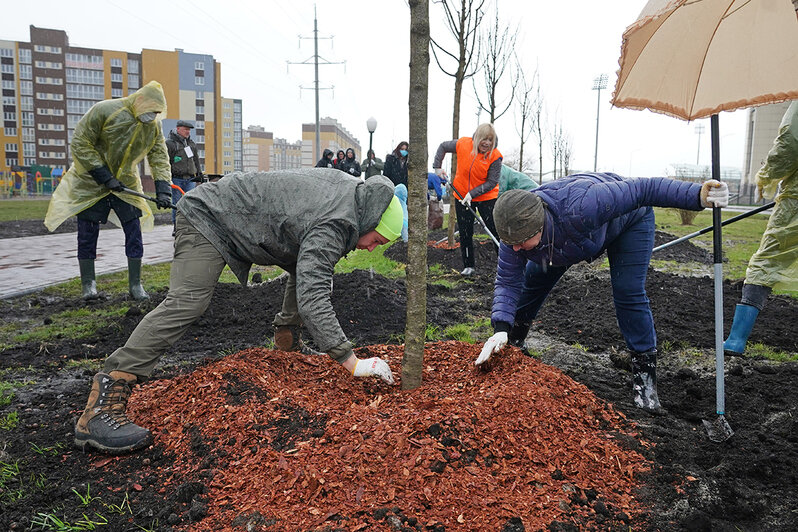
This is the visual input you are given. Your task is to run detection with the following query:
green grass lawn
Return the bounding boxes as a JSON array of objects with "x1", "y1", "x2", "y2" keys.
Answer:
[{"x1": 0, "y1": 198, "x2": 51, "y2": 222}]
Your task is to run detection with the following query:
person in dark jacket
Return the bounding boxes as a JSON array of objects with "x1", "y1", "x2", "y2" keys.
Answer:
[
  {"x1": 383, "y1": 141, "x2": 409, "y2": 187},
  {"x1": 334, "y1": 149, "x2": 346, "y2": 170},
  {"x1": 477, "y1": 173, "x2": 729, "y2": 414},
  {"x1": 73, "y1": 169, "x2": 404, "y2": 455},
  {"x1": 316, "y1": 148, "x2": 335, "y2": 168},
  {"x1": 338, "y1": 148, "x2": 362, "y2": 179},
  {"x1": 165, "y1": 120, "x2": 203, "y2": 229},
  {"x1": 362, "y1": 149, "x2": 384, "y2": 178}
]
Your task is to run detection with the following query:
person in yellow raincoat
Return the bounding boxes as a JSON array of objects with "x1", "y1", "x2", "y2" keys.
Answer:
[
  {"x1": 724, "y1": 101, "x2": 798, "y2": 354},
  {"x1": 44, "y1": 81, "x2": 173, "y2": 300}
]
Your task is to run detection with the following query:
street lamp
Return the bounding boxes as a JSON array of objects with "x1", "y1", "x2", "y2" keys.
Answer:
[
  {"x1": 695, "y1": 123, "x2": 705, "y2": 165},
  {"x1": 592, "y1": 74, "x2": 608, "y2": 172},
  {"x1": 366, "y1": 117, "x2": 377, "y2": 155}
]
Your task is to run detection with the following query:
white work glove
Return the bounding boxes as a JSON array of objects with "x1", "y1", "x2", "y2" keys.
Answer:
[
  {"x1": 700, "y1": 179, "x2": 729, "y2": 208},
  {"x1": 475, "y1": 332, "x2": 508, "y2": 366},
  {"x1": 352, "y1": 357, "x2": 395, "y2": 385},
  {"x1": 434, "y1": 167, "x2": 444, "y2": 176},
  {"x1": 349, "y1": 167, "x2": 356, "y2": 174},
  {"x1": 460, "y1": 192, "x2": 472, "y2": 206}
]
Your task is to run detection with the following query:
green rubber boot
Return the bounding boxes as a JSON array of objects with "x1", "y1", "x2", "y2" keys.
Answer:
[
  {"x1": 127, "y1": 258, "x2": 149, "y2": 300},
  {"x1": 78, "y1": 259, "x2": 98, "y2": 300}
]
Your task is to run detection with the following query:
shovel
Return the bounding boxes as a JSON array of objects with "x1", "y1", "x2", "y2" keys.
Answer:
[
  {"x1": 701, "y1": 116, "x2": 734, "y2": 443},
  {"x1": 449, "y1": 183, "x2": 501, "y2": 248},
  {"x1": 121, "y1": 186, "x2": 179, "y2": 209}
]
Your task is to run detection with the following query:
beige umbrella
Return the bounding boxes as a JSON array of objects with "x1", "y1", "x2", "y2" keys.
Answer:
[
  {"x1": 613, "y1": 0, "x2": 798, "y2": 121},
  {"x1": 611, "y1": 0, "x2": 798, "y2": 442}
]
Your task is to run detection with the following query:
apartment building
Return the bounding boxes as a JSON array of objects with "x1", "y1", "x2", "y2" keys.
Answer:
[
  {"x1": 0, "y1": 25, "x2": 242, "y2": 186},
  {"x1": 301, "y1": 116, "x2": 361, "y2": 167}
]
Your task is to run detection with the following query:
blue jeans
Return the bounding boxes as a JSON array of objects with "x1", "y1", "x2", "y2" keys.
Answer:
[
  {"x1": 171, "y1": 177, "x2": 197, "y2": 224},
  {"x1": 77, "y1": 217, "x2": 143, "y2": 260},
  {"x1": 514, "y1": 207, "x2": 656, "y2": 353}
]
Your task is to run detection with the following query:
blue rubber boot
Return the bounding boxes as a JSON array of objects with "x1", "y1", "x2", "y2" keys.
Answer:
[{"x1": 723, "y1": 304, "x2": 760, "y2": 354}]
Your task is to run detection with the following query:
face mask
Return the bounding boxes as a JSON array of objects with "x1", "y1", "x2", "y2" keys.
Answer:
[
  {"x1": 399, "y1": 149, "x2": 408, "y2": 157},
  {"x1": 138, "y1": 112, "x2": 157, "y2": 123}
]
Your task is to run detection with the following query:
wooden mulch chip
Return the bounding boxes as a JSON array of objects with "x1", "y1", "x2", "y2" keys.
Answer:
[{"x1": 129, "y1": 341, "x2": 650, "y2": 530}]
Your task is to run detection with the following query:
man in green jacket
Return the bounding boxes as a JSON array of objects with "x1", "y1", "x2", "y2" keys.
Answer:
[{"x1": 74, "y1": 170, "x2": 404, "y2": 454}]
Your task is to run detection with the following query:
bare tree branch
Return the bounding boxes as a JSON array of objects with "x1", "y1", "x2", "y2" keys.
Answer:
[{"x1": 472, "y1": 1, "x2": 519, "y2": 123}]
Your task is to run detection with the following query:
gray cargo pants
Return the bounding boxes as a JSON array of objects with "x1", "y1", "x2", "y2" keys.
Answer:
[{"x1": 103, "y1": 213, "x2": 226, "y2": 379}]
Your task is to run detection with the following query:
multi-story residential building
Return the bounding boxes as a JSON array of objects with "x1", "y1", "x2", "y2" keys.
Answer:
[
  {"x1": 272, "y1": 137, "x2": 303, "y2": 170},
  {"x1": 0, "y1": 25, "x2": 242, "y2": 189},
  {"x1": 301, "y1": 117, "x2": 361, "y2": 168},
  {"x1": 242, "y1": 125, "x2": 272, "y2": 172}
]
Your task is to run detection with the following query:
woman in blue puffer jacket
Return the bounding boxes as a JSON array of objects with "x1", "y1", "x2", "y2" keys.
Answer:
[{"x1": 477, "y1": 172, "x2": 729, "y2": 414}]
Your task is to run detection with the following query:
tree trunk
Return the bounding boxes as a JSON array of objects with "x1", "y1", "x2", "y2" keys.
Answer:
[{"x1": 402, "y1": 0, "x2": 430, "y2": 390}]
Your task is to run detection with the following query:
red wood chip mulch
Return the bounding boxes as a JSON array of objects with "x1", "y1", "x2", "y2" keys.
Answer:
[{"x1": 128, "y1": 341, "x2": 651, "y2": 531}]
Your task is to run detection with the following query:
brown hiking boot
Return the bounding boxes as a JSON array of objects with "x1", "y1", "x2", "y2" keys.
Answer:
[
  {"x1": 74, "y1": 372, "x2": 152, "y2": 454},
  {"x1": 274, "y1": 325, "x2": 324, "y2": 356}
]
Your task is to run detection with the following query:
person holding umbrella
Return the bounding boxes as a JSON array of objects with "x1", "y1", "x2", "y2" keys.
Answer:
[
  {"x1": 476, "y1": 172, "x2": 729, "y2": 414},
  {"x1": 724, "y1": 101, "x2": 798, "y2": 354},
  {"x1": 433, "y1": 123, "x2": 502, "y2": 276}
]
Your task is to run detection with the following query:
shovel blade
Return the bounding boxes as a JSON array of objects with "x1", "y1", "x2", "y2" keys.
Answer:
[{"x1": 702, "y1": 415, "x2": 734, "y2": 443}]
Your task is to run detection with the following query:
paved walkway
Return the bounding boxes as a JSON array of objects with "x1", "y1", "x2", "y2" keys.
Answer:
[{"x1": 0, "y1": 225, "x2": 175, "y2": 299}]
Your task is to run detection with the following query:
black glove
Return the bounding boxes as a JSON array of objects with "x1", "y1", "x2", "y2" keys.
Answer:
[
  {"x1": 88, "y1": 166, "x2": 124, "y2": 192},
  {"x1": 154, "y1": 180, "x2": 173, "y2": 209}
]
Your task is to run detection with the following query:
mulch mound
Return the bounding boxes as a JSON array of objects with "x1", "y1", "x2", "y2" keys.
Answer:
[{"x1": 129, "y1": 342, "x2": 649, "y2": 531}]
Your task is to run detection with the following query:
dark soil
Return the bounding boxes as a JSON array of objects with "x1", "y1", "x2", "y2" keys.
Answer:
[
  {"x1": 1, "y1": 221, "x2": 797, "y2": 531},
  {"x1": 0, "y1": 212, "x2": 173, "y2": 238}
]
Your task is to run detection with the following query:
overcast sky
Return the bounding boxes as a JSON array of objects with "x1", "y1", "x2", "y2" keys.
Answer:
[{"x1": 2, "y1": 0, "x2": 748, "y2": 177}]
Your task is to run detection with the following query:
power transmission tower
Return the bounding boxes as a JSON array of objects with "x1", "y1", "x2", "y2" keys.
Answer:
[{"x1": 287, "y1": 5, "x2": 345, "y2": 162}]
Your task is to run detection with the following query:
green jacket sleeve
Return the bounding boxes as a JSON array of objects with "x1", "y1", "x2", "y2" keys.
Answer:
[{"x1": 293, "y1": 221, "x2": 353, "y2": 352}]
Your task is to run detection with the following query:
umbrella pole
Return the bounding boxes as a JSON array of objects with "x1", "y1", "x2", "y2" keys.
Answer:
[{"x1": 703, "y1": 114, "x2": 734, "y2": 442}]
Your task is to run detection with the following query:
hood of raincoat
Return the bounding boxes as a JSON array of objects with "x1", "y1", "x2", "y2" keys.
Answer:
[{"x1": 129, "y1": 81, "x2": 167, "y2": 118}]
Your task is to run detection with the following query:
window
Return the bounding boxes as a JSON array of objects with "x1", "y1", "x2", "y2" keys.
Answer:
[
  {"x1": 36, "y1": 92, "x2": 64, "y2": 101},
  {"x1": 38, "y1": 123, "x2": 64, "y2": 131},
  {"x1": 111, "y1": 88, "x2": 123, "y2": 98},
  {"x1": 223, "y1": 112, "x2": 230, "y2": 118},
  {"x1": 66, "y1": 68, "x2": 103, "y2": 85},
  {"x1": 223, "y1": 141, "x2": 231, "y2": 147},
  {"x1": 66, "y1": 84, "x2": 104, "y2": 99},
  {"x1": 195, "y1": 135, "x2": 205, "y2": 143},
  {"x1": 2, "y1": 96, "x2": 14, "y2": 106},
  {"x1": 20, "y1": 96, "x2": 33, "y2": 111},
  {"x1": 34, "y1": 61, "x2": 63, "y2": 69},
  {"x1": 19, "y1": 65, "x2": 32, "y2": 79},
  {"x1": 67, "y1": 114, "x2": 82, "y2": 129},
  {"x1": 224, "y1": 122, "x2": 231, "y2": 129},
  {"x1": 194, "y1": 121, "x2": 204, "y2": 129},
  {"x1": 127, "y1": 59, "x2": 139, "y2": 73},
  {"x1": 194, "y1": 61, "x2": 204, "y2": 70},
  {"x1": 0, "y1": 49, "x2": 14, "y2": 58},
  {"x1": 35, "y1": 76, "x2": 63, "y2": 85},
  {"x1": 34, "y1": 45, "x2": 62, "y2": 54},
  {"x1": 4, "y1": 127, "x2": 17, "y2": 136},
  {"x1": 195, "y1": 76, "x2": 205, "y2": 86},
  {"x1": 224, "y1": 151, "x2": 232, "y2": 157},
  {"x1": 23, "y1": 143, "x2": 35, "y2": 156},
  {"x1": 110, "y1": 72, "x2": 123, "y2": 82},
  {"x1": 20, "y1": 81, "x2": 32, "y2": 95},
  {"x1": 67, "y1": 100, "x2": 95, "y2": 114},
  {"x1": 21, "y1": 112, "x2": 34, "y2": 126},
  {"x1": 18, "y1": 49, "x2": 31, "y2": 64},
  {"x1": 5, "y1": 157, "x2": 18, "y2": 166},
  {"x1": 2, "y1": 80, "x2": 15, "y2": 90},
  {"x1": 3, "y1": 111, "x2": 16, "y2": 121},
  {"x1": 4, "y1": 143, "x2": 18, "y2": 152},
  {"x1": 65, "y1": 53, "x2": 103, "y2": 69},
  {"x1": 223, "y1": 131, "x2": 231, "y2": 138},
  {"x1": 127, "y1": 74, "x2": 139, "y2": 88},
  {"x1": 195, "y1": 106, "x2": 204, "y2": 114},
  {"x1": 36, "y1": 108, "x2": 63, "y2": 116},
  {"x1": 39, "y1": 138, "x2": 66, "y2": 146},
  {"x1": 22, "y1": 127, "x2": 34, "y2": 141},
  {"x1": 195, "y1": 90, "x2": 204, "y2": 99},
  {"x1": 110, "y1": 58, "x2": 122, "y2": 67},
  {"x1": 1, "y1": 64, "x2": 14, "y2": 74}
]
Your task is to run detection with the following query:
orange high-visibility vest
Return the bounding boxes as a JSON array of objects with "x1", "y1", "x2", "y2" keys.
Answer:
[{"x1": 452, "y1": 137, "x2": 501, "y2": 202}]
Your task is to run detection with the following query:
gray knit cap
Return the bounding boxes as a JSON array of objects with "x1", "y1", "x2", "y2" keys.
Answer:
[{"x1": 494, "y1": 189, "x2": 545, "y2": 245}]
